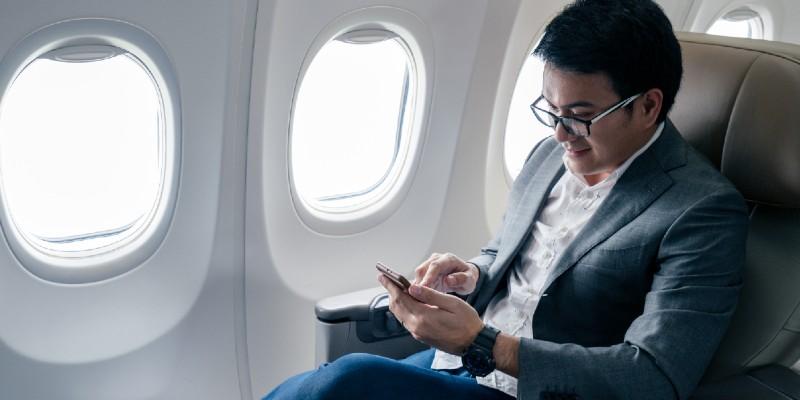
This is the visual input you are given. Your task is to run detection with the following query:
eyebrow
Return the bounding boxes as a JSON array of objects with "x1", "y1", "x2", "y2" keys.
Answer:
[{"x1": 543, "y1": 97, "x2": 596, "y2": 109}]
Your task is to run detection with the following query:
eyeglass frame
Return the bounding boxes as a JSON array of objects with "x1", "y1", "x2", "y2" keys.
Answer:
[{"x1": 529, "y1": 92, "x2": 642, "y2": 137}]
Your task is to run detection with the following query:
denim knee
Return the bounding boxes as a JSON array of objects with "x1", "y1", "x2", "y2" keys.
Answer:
[{"x1": 299, "y1": 353, "x2": 393, "y2": 400}]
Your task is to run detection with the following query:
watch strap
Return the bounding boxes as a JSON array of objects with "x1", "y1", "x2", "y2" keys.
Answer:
[
  {"x1": 461, "y1": 324, "x2": 501, "y2": 377},
  {"x1": 473, "y1": 324, "x2": 500, "y2": 352}
]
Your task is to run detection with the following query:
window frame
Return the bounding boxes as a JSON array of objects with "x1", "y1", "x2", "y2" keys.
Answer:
[
  {"x1": 503, "y1": 32, "x2": 551, "y2": 185},
  {"x1": 292, "y1": 31, "x2": 414, "y2": 209},
  {"x1": 287, "y1": 14, "x2": 430, "y2": 236},
  {"x1": 0, "y1": 18, "x2": 181, "y2": 284},
  {"x1": 705, "y1": 4, "x2": 773, "y2": 41}
]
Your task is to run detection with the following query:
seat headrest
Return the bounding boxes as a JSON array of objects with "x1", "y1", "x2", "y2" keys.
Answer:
[{"x1": 672, "y1": 32, "x2": 800, "y2": 208}]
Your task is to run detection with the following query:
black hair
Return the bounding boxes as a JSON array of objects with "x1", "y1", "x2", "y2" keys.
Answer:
[{"x1": 533, "y1": 0, "x2": 682, "y2": 122}]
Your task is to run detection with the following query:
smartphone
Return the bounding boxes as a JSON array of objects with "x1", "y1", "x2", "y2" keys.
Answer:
[{"x1": 376, "y1": 262, "x2": 412, "y2": 291}]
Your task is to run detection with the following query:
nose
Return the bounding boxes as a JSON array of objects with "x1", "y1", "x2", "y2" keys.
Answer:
[{"x1": 553, "y1": 122, "x2": 577, "y2": 143}]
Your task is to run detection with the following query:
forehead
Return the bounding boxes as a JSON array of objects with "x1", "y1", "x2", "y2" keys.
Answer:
[{"x1": 542, "y1": 64, "x2": 617, "y2": 107}]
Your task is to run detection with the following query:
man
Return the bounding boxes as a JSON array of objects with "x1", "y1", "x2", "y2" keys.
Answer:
[{"x1": 265, "y1": 0, "x2": 748, "y2": 398}]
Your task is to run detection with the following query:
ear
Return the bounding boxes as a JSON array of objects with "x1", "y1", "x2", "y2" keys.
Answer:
[{"x1": 638, "y1": 88, "x2": 663, "y2": 128}]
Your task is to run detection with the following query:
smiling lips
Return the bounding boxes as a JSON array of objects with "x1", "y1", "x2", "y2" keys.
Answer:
[{"x1": 565, "y1": 146, "x2": 591, "y2": 157}]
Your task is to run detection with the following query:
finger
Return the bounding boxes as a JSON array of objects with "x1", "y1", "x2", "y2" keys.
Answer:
[
  {"x1": 419, "y1": 258, "x2": 448, "y2": 288},
  {"x1": 380, "y1": 275, "x2": 427, "y2": 317},
  {"x1": 408, "y1": 284, "x2": 462, "y2": 312},
  {"x1": 446, "y1": 272, "x2": 467, "y2": 285},
  {"x1": 445, "y1": 272, "x2": 469, "y2": 290},
  {"x1": 414, "y1": 253, "x2": 438, "y2": 283},
  {"x1": 380, "y1": 275, "x2": 411, "y2": 320},
  {"x1": 378, "y1": 274, "x2": 403, "y2": 299}
]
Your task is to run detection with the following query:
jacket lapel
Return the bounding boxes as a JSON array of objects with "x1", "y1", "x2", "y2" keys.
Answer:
[{"x1": 541, "y1": 123, "x2": 687, "y2": 291}]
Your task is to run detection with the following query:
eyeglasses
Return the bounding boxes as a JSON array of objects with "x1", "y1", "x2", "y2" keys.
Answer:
[{"x1": 530, "y1": 93, "x2": 642, "y2": 137}]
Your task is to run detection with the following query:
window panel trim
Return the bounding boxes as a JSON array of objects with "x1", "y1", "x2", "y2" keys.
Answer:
[
  {"x1": 0, "y1": 18, "x2": 181, "y2": 284},
  {"x1": 285, "y1": 7, "x2": 432, "y2": 236}
]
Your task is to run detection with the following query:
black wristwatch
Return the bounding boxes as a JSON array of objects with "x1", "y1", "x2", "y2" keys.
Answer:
[{"x1": 461, "y1": 324, "x2": 500, "y2": 377}]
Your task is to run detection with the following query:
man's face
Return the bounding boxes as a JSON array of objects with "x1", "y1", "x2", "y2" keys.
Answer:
[{"x1": 541, "y1": 64, "x2": 653, "y2": 184}]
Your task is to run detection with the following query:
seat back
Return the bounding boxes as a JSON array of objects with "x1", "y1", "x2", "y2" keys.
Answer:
[{"x1": 672, "y1": 32, "x2": 800, "y2": 382}]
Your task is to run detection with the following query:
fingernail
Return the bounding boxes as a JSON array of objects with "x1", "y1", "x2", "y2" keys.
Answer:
[{"x1": 410, "y1": 285, "x2": 421, "y2": 296}]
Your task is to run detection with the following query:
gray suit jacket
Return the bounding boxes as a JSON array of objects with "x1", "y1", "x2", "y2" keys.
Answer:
[{"x1": 467, "y1": 121, "x2": 748, "y2": 400}]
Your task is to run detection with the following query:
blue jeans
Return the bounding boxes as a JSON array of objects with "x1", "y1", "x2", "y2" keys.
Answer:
[{"x1": 263, "y1": 348, "x2": 514, "y2": 400}]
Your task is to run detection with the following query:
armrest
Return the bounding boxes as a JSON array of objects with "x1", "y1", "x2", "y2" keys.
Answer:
[
  {"x1": 316, "y1": 287, "x2": 386, "y2": 324},
  {"x1": 314, "y1": 287, "x2": 427, "y2": 364}
]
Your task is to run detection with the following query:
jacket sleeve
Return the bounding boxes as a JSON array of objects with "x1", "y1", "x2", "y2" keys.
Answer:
[{"x1": 517, "y1": 187, "x2": 749, "y2": 400}]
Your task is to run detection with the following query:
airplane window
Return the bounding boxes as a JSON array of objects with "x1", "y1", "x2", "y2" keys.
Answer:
[
  {"x1": 0, "y1": 45, "x2": 165, "y2": 257},
  {"x1": 504, "y1": 50, "x2": 550, "y2": 181},
  {"x1": 707, "y1": 7, "x2": 764, "y2": 40},
  {"x1": 291, "y1": 30, "x2": 418, "y2": 213}
]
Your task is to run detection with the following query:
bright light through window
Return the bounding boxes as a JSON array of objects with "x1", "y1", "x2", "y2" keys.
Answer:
[
  {"x1": 707, "y1": 7, "x2": 764, "y2": 39},
  {"x1": 504, "y1": 51, "x2": 550, "y2": 180},
  {"x1": 292, "y1": 31, "x2": 416, "y2": 212},
  {"x1": 0, "y1": 47, "x2": 164, "y2": 255}
]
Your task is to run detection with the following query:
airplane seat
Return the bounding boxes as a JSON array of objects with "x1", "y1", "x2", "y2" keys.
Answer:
[
  {"x1": 671, "y1": 32, "x2": 800, "y2": 399},
  {"x1": 314, "y1": 32, "x2": 800, "y2": 398}
]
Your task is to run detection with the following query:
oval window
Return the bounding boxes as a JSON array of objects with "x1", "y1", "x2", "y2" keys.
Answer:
[
  {"x1": 707, "y1": 7, "x2": 764, "y2": 39},
  {"x1": 504, "y1": 48, "x2": 550, "y2": 181},
  {"x1": 0, "y1": 45, "x2": 165, "y2": 257},
  {"x1": 291, "y1": 29, "x2": 419, "y2": 215}
]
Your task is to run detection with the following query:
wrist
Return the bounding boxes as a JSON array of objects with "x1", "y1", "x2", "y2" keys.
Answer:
[
  {"x1": 461, "y1": 321, "x2": 484, "y2": 355},
  {"x1": 461, "y1": 324, "x2": 500, "y2": 377},
  {"x1": 466, "y1": 262, "x2": 480, "y2": 278},
  {"x1": 466, "y1": 262, "x2": 481, "y2": 288},
  {"x1": 493, "y1": 333, "x2": 520, "y2": 377}
]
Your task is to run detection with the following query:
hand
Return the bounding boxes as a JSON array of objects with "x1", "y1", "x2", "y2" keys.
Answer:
[
  {"x1": 378, "y1": 274, "x2": 483, "y2": 355},
  {"x1": 414, "y1": 253, "x2": 479, "y2": 295}
]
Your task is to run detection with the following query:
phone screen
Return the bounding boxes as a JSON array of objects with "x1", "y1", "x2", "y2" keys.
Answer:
[{"x1": 376, "y1": 262, "x2": 412, "y2": 291}]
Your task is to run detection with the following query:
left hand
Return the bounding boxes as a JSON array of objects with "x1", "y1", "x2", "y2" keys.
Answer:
[
  {"x1": 378, "y1": 274, "x2": 484, "y2": 355},
  {"x1": 414, "y1": 253, "x2": 479, "y2": 295}
]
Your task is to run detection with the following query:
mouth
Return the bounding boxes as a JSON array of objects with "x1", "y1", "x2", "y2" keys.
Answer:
[{"x1": 564, "y1": 147, "x2": 591, "y2": 157}]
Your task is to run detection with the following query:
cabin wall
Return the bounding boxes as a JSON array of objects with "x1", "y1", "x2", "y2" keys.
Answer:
[
  {"x1": 0, "y1": 0, "x2": 256, "y2": 398},
  {"x1": 0, "y1": 0, "x2": 797, "y2": 399}
]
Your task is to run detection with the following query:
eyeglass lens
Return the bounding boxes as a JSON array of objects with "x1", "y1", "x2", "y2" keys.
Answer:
[{"x1": 533, "y1": 106, "x2": 588, "y2": 136}]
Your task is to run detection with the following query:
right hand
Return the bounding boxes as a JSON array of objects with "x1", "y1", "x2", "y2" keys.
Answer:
[{"x1": 414, "y1": 253, "x2": 479, "y2": 296}]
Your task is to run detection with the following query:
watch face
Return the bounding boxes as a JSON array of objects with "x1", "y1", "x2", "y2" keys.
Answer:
[{"x1": 462, "y1": 346, "x2": 495, "y2": 377}]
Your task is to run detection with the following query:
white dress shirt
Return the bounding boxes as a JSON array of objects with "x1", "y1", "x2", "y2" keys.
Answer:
[{"x1": 431, "y1": 123, "x2": 664, "y2": 397}]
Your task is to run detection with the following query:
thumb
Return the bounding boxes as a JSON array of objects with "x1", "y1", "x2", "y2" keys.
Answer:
[
  {"x1": 409, "y1": 284, "x2": 460, "y2": 310},
  {"x1": 446, "y1": 272, "x2": 468, "y2": 287}
]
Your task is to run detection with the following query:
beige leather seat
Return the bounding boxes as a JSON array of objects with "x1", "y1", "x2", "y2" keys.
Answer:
[{"x1": 671, "y1": 32, "x2": 800, "y2": 399}]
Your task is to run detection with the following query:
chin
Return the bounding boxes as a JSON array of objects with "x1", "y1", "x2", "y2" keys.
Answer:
[{"x1": 566, "y1": 160, "x2": 596, "y2": 175}]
